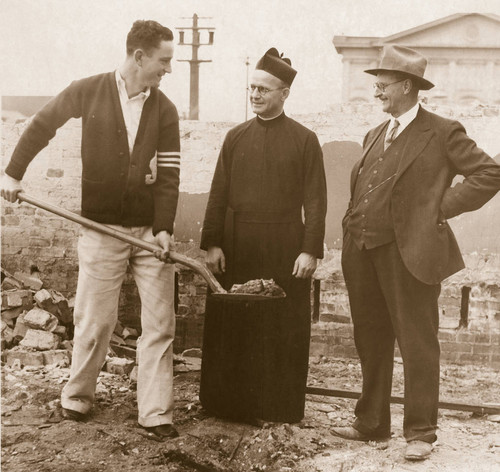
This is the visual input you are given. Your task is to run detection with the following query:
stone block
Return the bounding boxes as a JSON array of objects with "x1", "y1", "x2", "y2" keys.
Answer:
[
  {"x1": 124, "y1": 338, "x2": 137, "y2": 348},
  {"x1": 1, "y1": 320, "x2": 14, "y2": 347},
  {"x1": 53, "y1": 325, "x2": 67, "y2": 339},
  {"x1": 456, "y1": 330, "x2": 475, "y2": 343},
  {"x1": 111, "y1": 333, "x2": 126, "y2": 345},
  {"x1": 12, "y1": 312, "x2": 29, "y2": 339},
  {"x1": 24, "y1": 308, "x2": 59, "y2": 332},
  {"x1": 13, "y1": 271, "x2": 43, "y2": 291},
  {"x1": 181, "y1": 348, "x2": 202, "y2": 358},
  {"x1": 440, "y1": 341, "x2": 472, "y2": 353},
  {"x1": 319, "y1": 313, "x2": 351, "y2": 324},
  {"x1": 438, "y1": 330, "x2": 457, "y2": 342},
  {"x1": 475, "y1": 333, "x2": 491, "y2": 344},
  {"x1": 122, "y1": 327, "x2": 139, "y2": 339},
  {"x1": 5, "y1": 348, "x2": 45, "y2": 367},
  {"x1": 129, "y1": 365, "x2": 138, "y2": 382},
  {"x1": 472, "y1": 344, "x2": 493, "y2": 355},
  {"x1": 33, "y1": 289, "x2": 72, "y2": 324},
  {"x1": 1, "y1": 276, "x2": 23, "y2": 290},
  {"x1": 34, "y1": 288, "x2": 52, "y2": 307},
  {"x1": 20, "y1": 329, "x2": 60, "y2": 351},
  {"x1": 1, "y1": 289, "x2": 32, "y2": 310},
  {"x1": 61, "y1": 340, "x2": 74, "y2": 351},
  {"x1": 113, "y1": 320, "x2": 124, "y2": 336},
  {"x1": 43, "y1": 349, "x2": 71, "y2": 366},
  {"x1": 105, "y1": 357, "x2": 135, "y2": 375},
  {"x1": 1, "y1": 306, "x2": 25, "y2": 322},
  {"x1": 4, "y1": 290, "x2": 23, "y2": 307}
]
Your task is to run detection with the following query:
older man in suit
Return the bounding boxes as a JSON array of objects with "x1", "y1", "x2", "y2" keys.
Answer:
[{"x1": 334, "y1": 45, "x2": 500, "y2": 461}]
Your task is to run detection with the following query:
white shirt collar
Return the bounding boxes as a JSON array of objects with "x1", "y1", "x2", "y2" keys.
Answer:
[
  {"x1": 390, "y1": 102, "x2": 419, "y2": 134},
  {"x1": 115, "y1": 69, "x2": 150, "y2": 101}
]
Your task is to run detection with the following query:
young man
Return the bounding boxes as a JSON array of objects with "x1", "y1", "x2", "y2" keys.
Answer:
[
  {"x1": 336, "y1": 45, "x2": 500, "y2": 460},
  {"x1": 1, "y1": 20, "x2": 181, "y2": 439}
]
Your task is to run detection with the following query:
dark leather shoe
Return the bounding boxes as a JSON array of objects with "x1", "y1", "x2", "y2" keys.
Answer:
[
  {"x1": 332, "y1": 426, "x2": 389, "y2": 442},
  {"x1": 144, "y1": 424, "x2": 179, "y2": 439},
  {"x1": 62, "y1": 407, "x2": 87, "y2": 421},
  {"x1": 405, "y1": 440, "x2": 432, "y2": 461}
]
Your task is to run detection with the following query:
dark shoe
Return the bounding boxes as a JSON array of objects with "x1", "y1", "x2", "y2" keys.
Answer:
[
  {"x1": 144, "y1": 424, "x2": 179, "y2": 439},
  {"x1": 404, "y1": 440, "x2": 432, "y2": 461},
  {"x1": 332, "y1": 426, "x2": 389, "y2": 442},
  {"x1": 62, "y1": 407, "x2": 87, "y2": 422}
]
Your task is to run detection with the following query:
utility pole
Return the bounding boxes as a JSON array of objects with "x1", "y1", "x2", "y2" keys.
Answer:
[
  {"x1": 245, "y1": 56, "x2": 250, "y2": 121},
  {"x1": 176, "y1": 13, "x2": 215, "y2": 120}
]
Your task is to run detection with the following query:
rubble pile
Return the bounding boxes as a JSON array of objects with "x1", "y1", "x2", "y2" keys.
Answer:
[
  {"x1": 1, "y1": 267, "x2": 201, "y2": 375},
  {"x1": 1, "y1": 268, "x2": 74, "y2": 367}
]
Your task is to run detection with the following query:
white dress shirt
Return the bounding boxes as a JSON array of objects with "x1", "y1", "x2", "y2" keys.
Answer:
[
  {"x1": 115, "y1": 70, "x2": 151, "y2": 153},
  {"x1": 386, "y1": 102, "x2": 420, "y2": 142}
]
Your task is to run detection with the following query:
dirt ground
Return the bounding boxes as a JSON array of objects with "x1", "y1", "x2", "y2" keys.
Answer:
[{"x1": 1, "y1": 355, "x2": 499, "y2": 472}]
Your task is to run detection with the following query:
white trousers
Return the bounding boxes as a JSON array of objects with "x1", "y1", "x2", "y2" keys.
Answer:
[{"x1": 61, "y1": 226, "x2": 176, "y2": 427}]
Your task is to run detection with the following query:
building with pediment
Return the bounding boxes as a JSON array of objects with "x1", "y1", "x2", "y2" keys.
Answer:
[{"x1": 333, "y1": 13, "x2": 500, "y2": 105}]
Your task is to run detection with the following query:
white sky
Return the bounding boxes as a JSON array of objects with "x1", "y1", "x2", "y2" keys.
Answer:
[{"x1": 1, "y1": 0, "x2": 499, "y2": 121}]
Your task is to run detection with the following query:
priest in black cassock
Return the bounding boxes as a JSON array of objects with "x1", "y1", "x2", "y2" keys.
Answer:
[{"x1": 200, "y1": 48, "x2": 327, "y2": 422}]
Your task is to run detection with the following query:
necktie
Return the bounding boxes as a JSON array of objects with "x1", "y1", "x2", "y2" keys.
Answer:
[{"x1": 384, "y1": 119, "x2": 400, "y2": 150}]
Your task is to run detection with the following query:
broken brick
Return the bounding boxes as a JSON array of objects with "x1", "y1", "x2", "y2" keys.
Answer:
[
  {"x1": 13, "y1": 271, "x2": 43, "y2": 291},
  {"x1": 1, "y1": 276, "x2": 23, "y2": 290},
  {"x1": 181, "y1": 348, "x2": 202, "y2": 358},
  {"x1": 53, "y1": 325, "x2": 67, "y2": 339},
  {"x1": 13, "y1": 311, "x2": 29, "y2": 339},
  {"x1": 1, "y1": 320, "x2": 14, "y2": 349},
  {"x1": 20, "y1": 329, "x2": 60, "y2": 351},
  {"x1": 43, "y1": 349, "x2": 71, "y2": 366},
  {"x1": 1, "y1": 306, "x2": 25, "y2": 322},
  {"x1": 105, "y1": 357, "x2": 135, "y2": 375},
  {"x1": 5, "y1": 348, "x2": 45, "y2": 367},
  {"x1": 24, "y1": 308, "x2": 59, "y2": 332},
  {"x1": 1, "y1": 289, "x2": 32, "y2": 310}
]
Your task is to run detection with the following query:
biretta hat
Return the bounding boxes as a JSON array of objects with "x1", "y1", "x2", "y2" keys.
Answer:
[
  {"x1": 255, "y1": 48, "x2": 297, "y2": 86},
  {"x1": 365, "y1": 45, "x2": 434, "y2": 90}
]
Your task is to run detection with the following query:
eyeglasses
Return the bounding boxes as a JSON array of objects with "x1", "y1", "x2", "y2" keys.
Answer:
[
  {"x1": 247, "y1": 85, "x2": 286, "y2": 96},
  {"x1": 373, "y1": 79, "x2": 406, "y2": 92}
]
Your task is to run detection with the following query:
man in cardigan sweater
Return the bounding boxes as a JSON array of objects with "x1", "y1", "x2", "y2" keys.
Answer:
[{"x1": 1, "y1": 20, "x2": 181, "y2": 439}]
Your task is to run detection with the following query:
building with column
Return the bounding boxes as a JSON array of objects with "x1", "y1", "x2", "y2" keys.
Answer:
[{"x1": 333, "y1": 13, "x2": 500, "y2": 105}]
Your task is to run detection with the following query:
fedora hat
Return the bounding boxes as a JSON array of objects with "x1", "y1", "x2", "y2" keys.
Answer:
[{"x1": 365, "y1": 45, "x2": 434, "y2": 90}]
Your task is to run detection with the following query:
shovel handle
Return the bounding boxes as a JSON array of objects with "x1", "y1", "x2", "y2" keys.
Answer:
[{"x1": 17, "y1": 192, "x2": 227, "y2": 294}]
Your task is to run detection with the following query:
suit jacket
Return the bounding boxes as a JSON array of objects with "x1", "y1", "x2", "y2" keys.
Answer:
[{"x1": 343, "y1": 106, "x2": 500, "y2": 285}]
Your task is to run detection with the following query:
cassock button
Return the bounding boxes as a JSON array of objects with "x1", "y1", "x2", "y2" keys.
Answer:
[
  {"x1": 368, "y1": 184, "x2": 373, "y2": 188},
  {"x1": 379, "y1": 158, "x2": 383, "y2": 162},
  {"x1": 373, "y1": 170, "x2": 378, "y2": 174},
  {"x1": 361, "y1": 214, "x2": 366, "y2": 218},
  {"x1": 364, "y1": 199, "x2": 369, "y2": 203},
  {"x1": 362, "y1": 229, "x2": 366, "y2": 232}
]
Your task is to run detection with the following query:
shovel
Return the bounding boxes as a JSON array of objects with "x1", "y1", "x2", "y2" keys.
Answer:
[{"x1": 17, "y1": 192, "x2": 283, "y2": 301}]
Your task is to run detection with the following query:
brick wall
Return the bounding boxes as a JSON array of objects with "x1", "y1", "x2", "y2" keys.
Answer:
[{"x1": 2, "y1": 102, "x2": 499, "y2": 365}]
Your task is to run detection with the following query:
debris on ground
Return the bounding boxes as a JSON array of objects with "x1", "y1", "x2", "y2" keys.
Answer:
[{"x1": 2, "y1": 267, "x2": 499, "y2": 471}]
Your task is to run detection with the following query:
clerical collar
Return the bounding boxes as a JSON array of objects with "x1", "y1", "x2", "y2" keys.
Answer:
[{"x1": 256, "y1": 111, "x2": 286, "y2": 127}]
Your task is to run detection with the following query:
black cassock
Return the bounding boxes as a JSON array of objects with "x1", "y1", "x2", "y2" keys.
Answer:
[{"x1": 200, "y1": 112, "x2": 327, "y2": 422}]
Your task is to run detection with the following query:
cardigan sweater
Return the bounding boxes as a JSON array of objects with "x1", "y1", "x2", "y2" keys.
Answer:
[{"x1": 6, "y1": 72, "x2": 181, "y2": 235}]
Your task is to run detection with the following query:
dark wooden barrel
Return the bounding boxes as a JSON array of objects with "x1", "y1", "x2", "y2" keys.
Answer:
[{"x1": 199, "y1": 294, "x2": 310, "y2": 423}]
